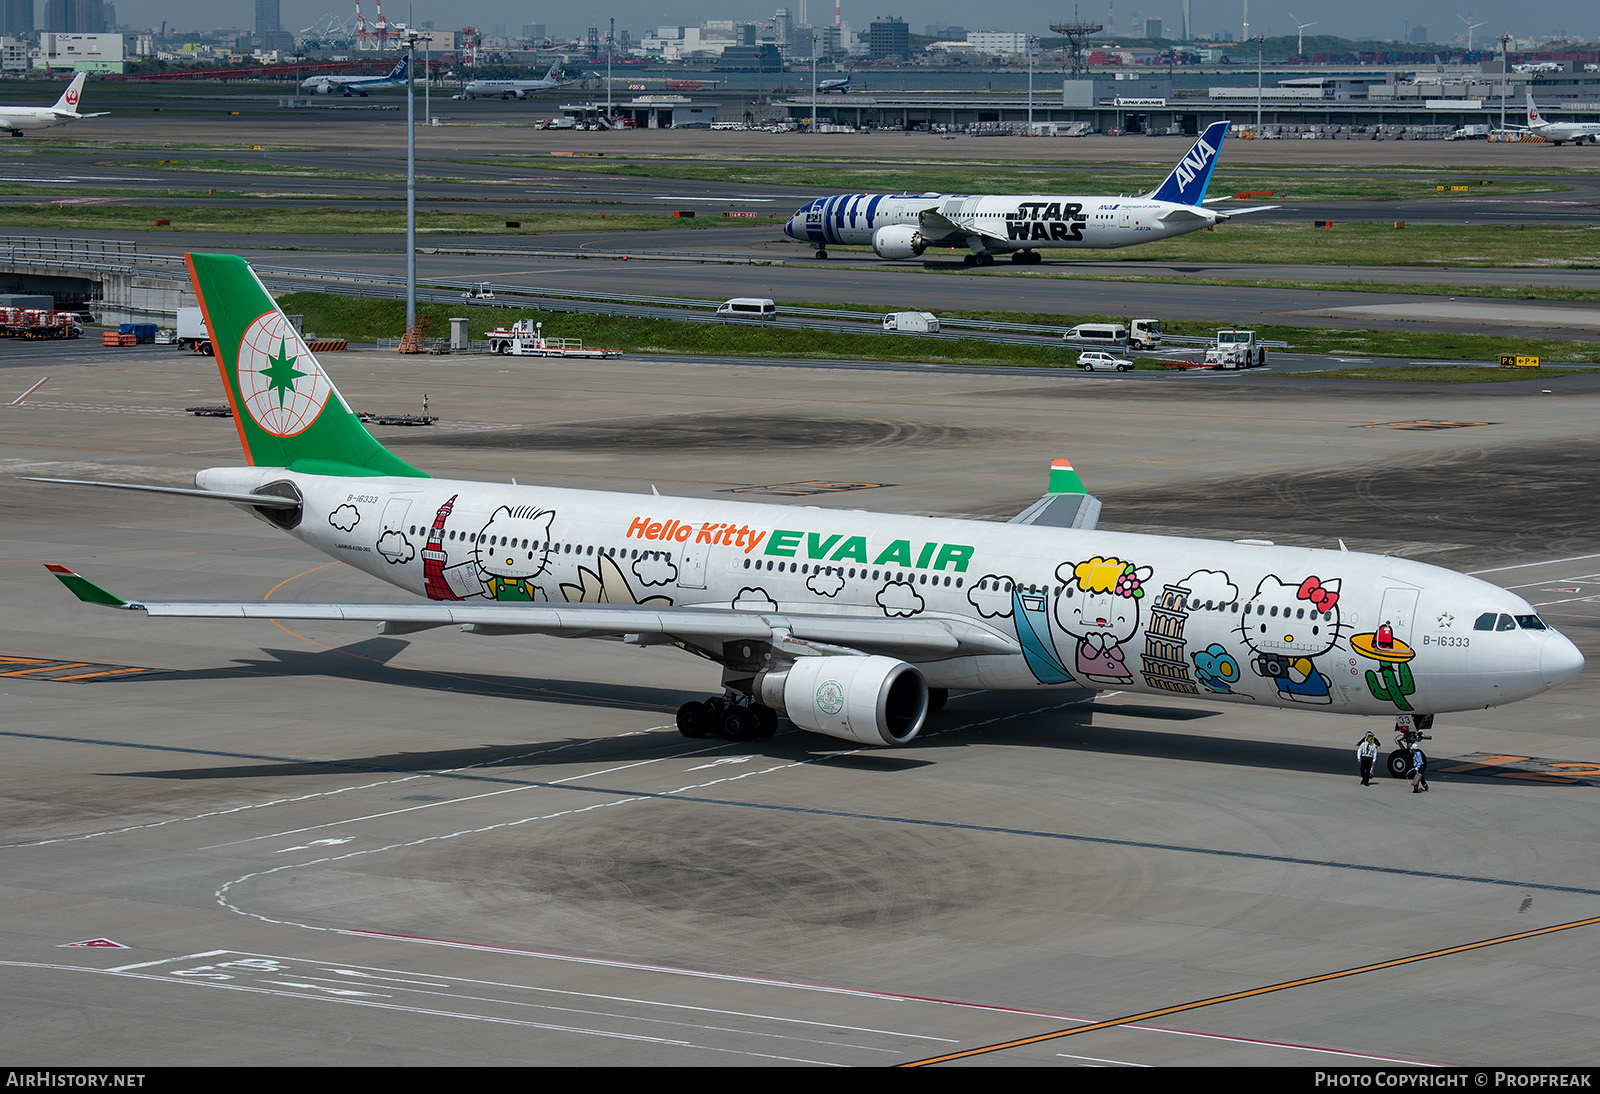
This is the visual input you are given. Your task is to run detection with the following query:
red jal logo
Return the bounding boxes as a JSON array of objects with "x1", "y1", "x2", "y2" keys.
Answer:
[{"x1": 65, "y1": 88, "x2": 78, "y2": 105}]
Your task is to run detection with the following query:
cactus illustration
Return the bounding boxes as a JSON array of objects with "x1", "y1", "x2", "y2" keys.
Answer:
[{"x1": 1365, "y1": 660, "x2": 1416, "y2": 712}]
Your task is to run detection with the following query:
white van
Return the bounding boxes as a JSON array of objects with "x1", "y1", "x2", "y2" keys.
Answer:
[
  {"x1": 1061, "y1": 323, "x2": 1128, "y2": 346},
  {"x1": 716, "y1": 298, "x2": 777, "y2": 320}
]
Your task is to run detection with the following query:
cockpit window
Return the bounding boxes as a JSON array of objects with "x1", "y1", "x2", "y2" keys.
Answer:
[
  {"x1": 1496, "y1": 614, "x2": 1518, "y2": 631},
  {"x1": 1515, "y1": 614, "x2": 1548, "y2": 631},
  {"x1": 1473, "y1": 612, "x2": 1498, "y2": 631}
]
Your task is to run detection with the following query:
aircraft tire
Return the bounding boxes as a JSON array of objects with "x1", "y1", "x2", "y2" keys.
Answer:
[
  {"x1": 815, "y1": 249, "x2": 828, "y2": 259},
  {"x1": 721, "y1": 705, "x2": 759, "y2": 742},
  {"x1": 676, "y1": 701, "x2": 712, "y2": 738},
  {"x1": 1386, "y1": 749, "x2": 1411, "y2": 779}
]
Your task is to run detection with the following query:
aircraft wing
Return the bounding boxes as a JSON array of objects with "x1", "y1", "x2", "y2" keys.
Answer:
[
  {"x1": 916, "y1": 207, "x2": 969, "y2": 241},
  {"x1": 44, "y1": 564, "x2": 1019, "y2": 659}
]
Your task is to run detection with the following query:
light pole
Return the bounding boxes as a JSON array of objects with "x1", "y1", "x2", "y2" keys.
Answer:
[
  {"x1": 1027, "y1": 35, "x2": 1036, "y2": 129},
  {"x1": 404, "y1": 31, "x2": 419, "y2": 333},
  {"x1": 811, "y1": 32, "x2": 818, "y2": 133},
  {"x1": 1499, "y1": 32, "x2": 1511, "y2": 135},
  {"x1": 1255, "y1": 34, "x2": 1264, "y2": 132}
]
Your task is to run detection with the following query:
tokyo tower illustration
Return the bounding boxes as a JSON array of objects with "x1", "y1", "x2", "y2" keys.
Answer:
[{"x1": 422, "y1": 494, "x2": 463, "y2": 601}]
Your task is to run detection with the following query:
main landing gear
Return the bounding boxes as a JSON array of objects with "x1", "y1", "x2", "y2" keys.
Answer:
[
  {"x1": 1009, "y1": 251, "x2": 1043, "y2": 264},
  {"x1": 677, "y1": 695, "x2": 779, "y2": 742},
  {"x1": 961, "y1": 252, "x2": 996, "y2": 266},
  {"x1": 814, "y1": 248, "x2": 828, "y2": 259},
  {"x1": 1386, "y1": 714, "x2": 1433, "y2": 779}
]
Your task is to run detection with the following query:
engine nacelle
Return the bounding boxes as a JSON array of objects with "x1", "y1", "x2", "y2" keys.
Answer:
[
  {"x1": 757, "y1": 655, "x2": 929, "y2": 746},
  {"x1": 313, "y1": 83, "x2": 335, "y2": 94},
  {"x1": 872, "y1": 224, "x2": 926, "y2": 260}
]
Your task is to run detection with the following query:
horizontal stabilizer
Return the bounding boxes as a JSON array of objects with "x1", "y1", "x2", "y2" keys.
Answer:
[{"x1": 21, "y1": 477, "x2": 300, "y2": 509}]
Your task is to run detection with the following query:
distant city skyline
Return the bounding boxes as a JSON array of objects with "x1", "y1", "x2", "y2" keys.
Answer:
[{"x1": 98, "y1": 2, "x2": 1596, "y2": 47}]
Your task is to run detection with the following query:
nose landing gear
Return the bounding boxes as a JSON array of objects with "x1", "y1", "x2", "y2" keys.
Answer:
[{"x1": 1386, "y1": 714, "x2": 1433, "y2": 779}]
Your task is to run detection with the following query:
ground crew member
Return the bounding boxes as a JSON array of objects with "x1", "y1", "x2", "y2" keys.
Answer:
[
  {"x1": 1410, "y1": 743, "x2": 1429, "y2": 793},
  {"x1": 1357, "y1": 733, "x2": 1379, "y2": 786}
]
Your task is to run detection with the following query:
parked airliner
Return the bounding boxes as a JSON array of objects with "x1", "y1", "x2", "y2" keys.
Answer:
[
  {"x1": 0, "y1": 74, "x2": 106, "y2": 137},
  {"x1": 460, "y1": 62, "x2": 565, "y2": 100},
  {"x1": 1525, "y1": 93, "x2": 1600, "y2": 145},
  {"x1": 301, "y1": 55, "x2": 409, "y2": 96},
  {"x1": 784, "y1": 120, "x2": 1274, "y2": 264},
  {"x1": 34, "y1": 254, "x2": 1582, "y2": 774}
]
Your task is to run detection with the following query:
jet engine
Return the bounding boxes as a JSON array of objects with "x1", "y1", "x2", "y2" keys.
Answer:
[
  {"x1": 872, "y1": 224, "x2": 926, "y2": 260},
  {"x1": 756, "y1": 655, "x2": 929, "y2": 746},
  {"x1": 313, "y1": 83, "x2": 335, "y2": 94}
]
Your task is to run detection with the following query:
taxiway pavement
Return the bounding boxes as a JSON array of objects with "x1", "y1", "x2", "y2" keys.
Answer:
[{"x1": 1, "y1": 345, "x2": 1596, "y2": 1066}]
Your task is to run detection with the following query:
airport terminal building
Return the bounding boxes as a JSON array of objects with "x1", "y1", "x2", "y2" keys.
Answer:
[{"x1": 778, "y1": 67, "x2": 1600, "y2": 135}]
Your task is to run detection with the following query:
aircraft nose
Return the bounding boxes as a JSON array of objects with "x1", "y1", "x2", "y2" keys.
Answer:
[
  {"x1": 1541, "y1": 632, "x2": 1585, "y2": 690},
  {"x1": 783, "y1": 213, "x2": 801, "y2": 241}
]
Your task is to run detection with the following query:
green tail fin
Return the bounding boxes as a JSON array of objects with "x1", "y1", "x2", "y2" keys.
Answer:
[{"x1": 186, "y1": 252, "x2": 427, "y2": 479}]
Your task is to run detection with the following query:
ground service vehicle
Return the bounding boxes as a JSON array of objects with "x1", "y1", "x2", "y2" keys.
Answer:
[
  {"x1": 1062, "y1": 323, "x2": 1128, "y2": 347},
  {"x1": 883, "y1": 311, "x2": 939, "y2": 332},
  {"x1": 1205, "y1": 329, "x2": 1268, "y2": 369},
  {"x1": 485, "y1": 319, "x2": 620, "y2": 358},
  {"x1": 716, "y1": 298, "x2": 777, "y2": 320},
  {"x1": 1077, "y1": 350, "x2": 1133, "y2": 372}
]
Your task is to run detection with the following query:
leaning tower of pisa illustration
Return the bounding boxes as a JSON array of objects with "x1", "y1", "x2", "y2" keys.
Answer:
[{"x1": 1141, "y1": 582, "x2": 1200, "y2": 694}]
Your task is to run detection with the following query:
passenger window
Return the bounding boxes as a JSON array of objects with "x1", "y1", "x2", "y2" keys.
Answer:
[{"x1": 1473, "y1": 612, "x2": 1498, "y2": 631}]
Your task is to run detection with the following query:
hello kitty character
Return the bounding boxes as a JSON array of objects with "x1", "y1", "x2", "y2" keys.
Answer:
[
  {"x1": 1054, "y1": 555, "x2": 1152, "y2": 684},
  {"x1": 1239, "y1": 574, "x2": 1343, "y2": 704},
  {"x1": 474, "y1": 505, "x2": 556, "y2": 601}
]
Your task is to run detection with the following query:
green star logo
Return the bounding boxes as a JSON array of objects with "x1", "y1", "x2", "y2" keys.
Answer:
[{"x1": 259, "y1": 339, "x2": 305, "y2": 407}]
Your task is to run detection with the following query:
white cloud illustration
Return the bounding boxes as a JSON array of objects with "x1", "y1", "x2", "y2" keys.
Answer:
[
  {"x1": 876, "y1": 579, "x2": 925, "y2": 618},
  {"x1": 807, "y1": 570, "x2": 846, "y2": 598},
  {"x1": 376, "y1": 530, "x2": 415, "y2": 564},
  {"x1": 732, "y1": 587, "x2": 778, "y2": 612},
  {"x1": 967, "y1": 574, "x2": 1016, "y2": 619},
  {"x1": 329, "y1": 504, "x2": 361, "y2": 531},
  {"x1": 632, "y1": 553, "x2": 679, "y2": 587},
  {"x1": 1181, "y1": 569, "x2": 1240, "y2": 609}
]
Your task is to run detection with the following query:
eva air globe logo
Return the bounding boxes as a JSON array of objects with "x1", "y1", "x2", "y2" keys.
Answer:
[
  {"x1": 816, "y1": 679, "x2": 845, "y2": 717},
  {"x1": 236, "y1": 312, "x2": 331, "y2": 437}
]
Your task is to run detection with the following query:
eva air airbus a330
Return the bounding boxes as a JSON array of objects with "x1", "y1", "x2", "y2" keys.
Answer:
[
  {"x1": 37, "y1": 254, "x2": 1582, "y2": 775},
  {"x1": 784, "y1": 121, "x2": 1275, "y2": 265}
]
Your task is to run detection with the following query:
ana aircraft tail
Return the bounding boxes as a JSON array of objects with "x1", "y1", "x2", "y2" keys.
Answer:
[
  {"x1": 389, "y1": 55, "x2": 410, "y2": 82},
  {"x1": 51, "y1": 73, "x2": 87, "y2": 115},
  {"x1": 185, "y1": 252, "x2": 427, "y2": 479},
  {"x1": 1149, "y1": 121, "x2": 1230, "y2": 206}
]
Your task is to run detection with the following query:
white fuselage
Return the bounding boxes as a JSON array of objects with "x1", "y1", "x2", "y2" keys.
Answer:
[
  {"x1": 0, "y1": 108, "x2": 74, "y2": 133},
  {"x1": 462, "y1": 79, "x2": 557, "y2": 99},
  {"x1": 784, "y1": 192, "x2": 1219, "y2": 254},
  {"x1": 197, "y1": 464, "x2": 1580, "y2": 717},
  {"x1": 1532, "y1": 120, "x2": 1600, "y2": 144}
]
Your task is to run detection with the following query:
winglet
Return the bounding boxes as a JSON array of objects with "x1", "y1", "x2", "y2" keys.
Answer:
[
  {"x1": 1009, "y1": 459, "x2": 1102, "y2": 530},
  {"x1": 44, "y1": 564, "x2": 129, "y2": 608},
  {"x1": 1048, "y1": 458, "x2": 1087, "y2": 495}
]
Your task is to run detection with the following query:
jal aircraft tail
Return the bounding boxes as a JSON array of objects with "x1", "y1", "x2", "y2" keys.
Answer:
[
  {"x1": 545, "y1": 61, "x2": 561, "y2": 83},
  {"x1": 1527, "y1": 92, "x2": 1545, "y2": 128},
  {"x1": 185, "y1": 252, "x2": 427, "y2": 479},
  {"x1": 51, "y1": 73, "x2": 87, "y2": 116},
  {"x1": 1149, "y1": 121, "x2": 1231, "y2": 206}
]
